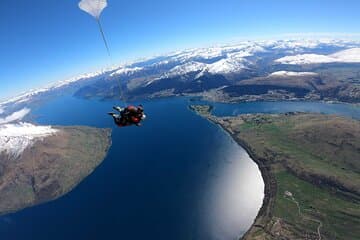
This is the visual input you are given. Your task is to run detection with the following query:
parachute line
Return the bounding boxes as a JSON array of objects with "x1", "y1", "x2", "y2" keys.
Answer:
[
  {"x1": 79, "y1": 0, "x2": 127, "y2": 104},
  {"x1": 96, "y1": 19, "x2": 111, "y2": 57}
]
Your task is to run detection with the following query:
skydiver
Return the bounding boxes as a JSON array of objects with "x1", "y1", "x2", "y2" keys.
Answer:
[{"x1": 108, "y1": 105, "x2": 146, "y2": 127}]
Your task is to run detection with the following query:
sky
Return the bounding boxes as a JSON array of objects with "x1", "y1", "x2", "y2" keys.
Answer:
[{"x1": 1, "y1": 0, "x2": 360, "y2": 99}]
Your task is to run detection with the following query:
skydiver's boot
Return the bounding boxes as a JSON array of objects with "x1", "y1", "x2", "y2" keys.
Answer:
[
  {"x1": 108, "y1": 112, "x2": 120, "y2": 119},
  {"x1": 113, "y1": 106, "x2": 123, "y2": 113}
]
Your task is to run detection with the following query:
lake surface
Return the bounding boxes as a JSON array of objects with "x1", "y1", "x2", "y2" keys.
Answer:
[
  {"x1": 210, "y1": 101, "x2": 360, "y2": 119},
  {"x1": 0, "y1": 96, "x2": 359, "y2": 240}
]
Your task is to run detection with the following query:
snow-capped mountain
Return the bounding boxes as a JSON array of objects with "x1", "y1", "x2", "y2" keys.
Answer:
[
  {"x1": 164, "y1": 41, "x2": 265, "y2": 63},
  {"x1": 161, "y1": 61, "x2": 207, "y2": 78},
  {"x1": 151, "y1": 44, "x2": 265, "y2": 81},
  {"x1": 205, "y1": 57, "x2": 250, "y2": 75},
  {"x1": 2, "y1": 38, "x2": 360, "y2": 108},
  {"x1": 157, "y1": 55, "x2": 250, "y2": 80}
]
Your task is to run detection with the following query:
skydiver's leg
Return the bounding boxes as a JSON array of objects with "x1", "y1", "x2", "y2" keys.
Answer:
[
  {"x1": 108, "y1": 112, "x2": 116, "y2": 118},
  {"x1": 113, "y1": 106, "x2": 123, "y2": 113},
  {"x1": 108, "y1": 112, "x2": 120, "y2": 124}
]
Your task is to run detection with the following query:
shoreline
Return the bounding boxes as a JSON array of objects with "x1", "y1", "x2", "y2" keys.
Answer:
[
  {"x1": 203, "y1": 114, "x2": 276, "y2": 240},
  {"x1": 218, "y1": 126, "x2": 276, "y2": 240},
  {"x1": 188, "y1": 105, "x2": 276, "y2": 239}
]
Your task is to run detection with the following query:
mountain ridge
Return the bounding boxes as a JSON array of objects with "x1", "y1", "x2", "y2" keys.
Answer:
[{"x1": 1, "y1": 38, "x2": 360, "y2": 109}]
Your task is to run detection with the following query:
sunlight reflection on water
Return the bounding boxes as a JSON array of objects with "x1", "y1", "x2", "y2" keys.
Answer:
[{"x1": 201, "y1": 133, "x2": 264, "y2": 239}]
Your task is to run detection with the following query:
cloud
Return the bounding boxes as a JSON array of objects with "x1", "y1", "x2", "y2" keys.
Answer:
[
  {"x1": 0, "y1": 107, "x2": 4, "y2": 115},
  {"x1": 0, "y1": 108, "x2": 31, "y2": 124}
]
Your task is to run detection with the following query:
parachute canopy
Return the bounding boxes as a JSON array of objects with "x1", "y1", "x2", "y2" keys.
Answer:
[{"x1": 79, "y1": 0, "x2": 107, "y2": 19}]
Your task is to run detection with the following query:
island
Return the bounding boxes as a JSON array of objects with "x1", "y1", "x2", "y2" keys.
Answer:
[
  {"x1": 0, "y1": 126, "x2": 112, "y2": 216},
  {"x1": 190, "y1": 105, "x2": 360, "y2": 240}
]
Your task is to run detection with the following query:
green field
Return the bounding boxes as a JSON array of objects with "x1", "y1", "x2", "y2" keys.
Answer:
[{"x1": 275, "y1": 171, "x2": 360, "y2": 239}]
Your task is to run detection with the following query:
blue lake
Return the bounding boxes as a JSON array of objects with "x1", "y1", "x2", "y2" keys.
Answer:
[{"x1": 0, "y1": 96, "x2": 359, "y2": 240}]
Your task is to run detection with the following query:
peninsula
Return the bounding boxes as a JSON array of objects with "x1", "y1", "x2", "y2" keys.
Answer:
[{"x1": 0, "y1": 126, "x2": 112, "y2": 216}]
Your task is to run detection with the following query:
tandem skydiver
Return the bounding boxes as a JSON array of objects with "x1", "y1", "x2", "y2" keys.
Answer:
[{"x1": 108, "y1": 105, "x2": 146, "y2": 127}]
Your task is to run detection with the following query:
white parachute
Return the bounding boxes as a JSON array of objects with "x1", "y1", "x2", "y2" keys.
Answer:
[
  {"x1": 79, "y1": 0, "x2": 107, "y2": 19},
  {"x1": 79, "y1": 0, "x2": 110, "y2": 56}
]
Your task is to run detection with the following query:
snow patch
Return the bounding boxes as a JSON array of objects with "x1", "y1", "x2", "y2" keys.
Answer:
[
  {"x1": 0, "y1": 123, "x2": 58, "y2": 157},
  {"x1": 161, "y1": 61, "x2": 207, "y2": 79},
  {"x1": 275, "y1": 54, "x2": 335, "y2": 64},
  {"x1": 194, "y1": 56, "x2": 250, "y2": 78},
  {"x1": 171, "y1": 47, "x2": 224, "y2": 61},
  {"x1": 330, "y1": 48, "x2": 360, "y2": 62},
  {"x1": 207, "y1": 58, "x2": 248, "y2": 74},
  {"x1": 0, "y1": 108, "x2": 30, "y2": 124},
  {"x1": 269, "y1": 71, "x2": 318, "y2": 77},
  {"x1": 275, "y1": 48, "x2": 360, "y2": 64},
  {"x1": 110, "y1": 67, "x2": 143, "y2": 77},
  {"x1": 271, "y1": 39, "x2": 322, "y2": 50},
  {"x1": 0, "y1": 108, "x2": 58, "y2": 157}
]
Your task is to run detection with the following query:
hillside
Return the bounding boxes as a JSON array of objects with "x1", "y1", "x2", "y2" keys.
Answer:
[{"x1": 216, "y1": 66, "x2": 360, "y2": 103}]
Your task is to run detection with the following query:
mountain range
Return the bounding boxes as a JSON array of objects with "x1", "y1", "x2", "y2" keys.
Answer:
[{"x1": 1, "y1": 38, "x2": 360, "y2": 113}]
